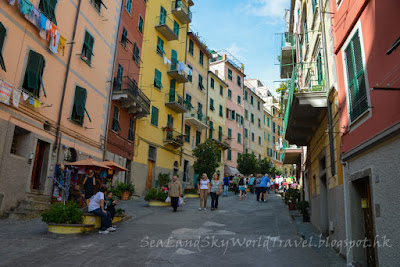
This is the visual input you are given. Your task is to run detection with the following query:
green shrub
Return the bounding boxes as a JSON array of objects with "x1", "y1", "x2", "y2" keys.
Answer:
[
  {"x1": 184, "y1": 188, "x2": 198, "y2": 194},
  {"x1": 115, "y1": 208, "x2": 125, "y2": 215},
  {"x1": 144, "y1": 188, "x2": 168, "y2": 202},
  {"x1": 41, "y1": 202, "x2": 83, "y2": 224},
  {"x1": 158, "y1": 173, "x2": 171, "y2": 189},
  {"x1": 297, "y1": 201, "x2": 310, "y2": 217},
  {"x1": 115, "y1": 180, "x2": 135, "y2": 195}
]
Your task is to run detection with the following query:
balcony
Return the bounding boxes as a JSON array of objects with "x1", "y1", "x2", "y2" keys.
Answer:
[
  {"x1": 184, "y1": 112, "x2": 209, "y2": 130},
  {"x1": 112, "y1": 77, "x2": 151, "y2": 119},
  {"x1": 211, "y1": 133, "x2": 230, "y2": 150},
  {"x1": 155, "y1": 16, "x2": 178, "y2": 41},
  {"x1": 165, "y1": 91, "x2": 187, "y2": 113},
  {"x1": 280, "y1": 33, "x2": 296, "y2": 79},
  {"x1": 167, "y1": 64, "x2": 188, "y2": 83},
  {"x1": 284, "y1": 67, "x2": 327, "y2": 146},
  {"x1": 163, "y1": 129, "x2": 185, "y2": 148},
  {"x1": 172, "y1": 1, "x2": 192, "y2": 24},
  {"x1": 283, "y1": 147, "x2": 302, "y2": 164}
]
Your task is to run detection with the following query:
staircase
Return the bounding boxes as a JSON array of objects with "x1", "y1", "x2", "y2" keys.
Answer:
[{"x1": 4, "y1": 191, "x2": 52, "y2": 220}]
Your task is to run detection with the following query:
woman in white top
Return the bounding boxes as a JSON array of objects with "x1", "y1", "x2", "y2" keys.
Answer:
[{"x1": 198, "y1": 173, "x2": 210, "y2": 211}]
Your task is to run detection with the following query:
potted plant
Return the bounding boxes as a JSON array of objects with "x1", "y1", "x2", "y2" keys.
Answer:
[
  {"x1": 285, "y1": 188, "x2": 299, "y2": 210},
  {"x1": 297, "y1": 201, "x2": 310, "y2": 222},
  {"x1": 144, "y1": 188, "x2": 170, "y2": 206},
  {"x1": 162, "y1": 124, "x2": 174, "y2": 131},
  {"x1": 184, "y1": 187, "x2": 199, "y2": 198},
  {"x1": 116, "y1": 180, "x2": 135, "y2": 201},
  {"x1": 157, "y1": 173, "x2": 171, "y2": 190}
]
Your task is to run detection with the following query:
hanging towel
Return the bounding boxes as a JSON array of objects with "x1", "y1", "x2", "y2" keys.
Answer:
[
  {"x1": 12, "y1": 88, "x2": 21, "y2": 108},
  {"x1": 178, "y1": 61, "x2": 185, "y2": 75},
  {"x1": 49, "y1": 30, "x2": 60, "y2": 53},
  {"x1": 47, "y1": 23, "x2": 57, "y2": 42},
  {"x1": 19, "y1": 0, "x2": 33, "y2": 15},
  {"x1": 28, "y1": 96, "x2": 35, "y2": 106},
  {"x1": 22, "y1": 92, "x2": 29, "y2": 101},
  {"x1": 39, "y1": 13, "x2": 47, "y2": 30},
  {"x1": 9, "y1": 0, "x2": 16, "y2": 6},
  {"x1": 58, "y1": 35, "x2": 67, "y2": 56},
  {"x1": 39, "y1": 19, "x2": 51, "y2": 40},
  {"x1": 25, "y1": 7, "x2": 39, "y2": 26},
  {"x1": 164, "y1": 56, "x2": 168, "y2": 65},
  {"x1": 0, "y1": 81, "x2": 13, "y2": 105},
  {"x1": 34, "y1": 100, "x2": 41, "y2": 108}
]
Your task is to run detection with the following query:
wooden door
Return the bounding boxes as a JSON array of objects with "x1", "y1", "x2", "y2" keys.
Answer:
[
  {"x1": 146, "y1": 160, "x2": 155, "y2": 190},
  {"x1": 30, "y1": 140, "x2": 46, "y2": 190}
]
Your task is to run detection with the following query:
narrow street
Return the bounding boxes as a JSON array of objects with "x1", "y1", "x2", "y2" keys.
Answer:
[{"x1": 0, "y1": 192, "x2": 345, "y2": 266}]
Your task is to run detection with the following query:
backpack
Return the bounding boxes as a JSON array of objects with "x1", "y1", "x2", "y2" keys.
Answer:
[{"x1": 239, "y1": 178, "x2": 244, "y2": 185}]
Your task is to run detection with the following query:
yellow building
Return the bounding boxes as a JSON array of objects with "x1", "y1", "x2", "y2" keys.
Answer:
[
  {"x1": 264, "y1": 109, "x2": 273, "y2": 161},
  {"x1": 133, "y1": 0, "x2": 193, "y2": 194},
  {"x1": 181, "y1": 32, "x2": 211, "y2": 186},
  {"x1": 207, "y1": 70, "x2": 229, "y2": 180}
]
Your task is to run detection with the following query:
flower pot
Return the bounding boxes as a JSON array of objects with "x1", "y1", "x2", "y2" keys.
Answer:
[
  {"x1": 288, "y1": 202, "x2": 295, "y2": 210},
  {"x1": 148, "y1": 200, "x2": 170, "y2": 207},
  {"x1": 121, "y1": 190, "x2": 130, "y2": 200}
]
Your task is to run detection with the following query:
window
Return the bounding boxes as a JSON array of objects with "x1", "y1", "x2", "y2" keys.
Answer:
[
  {"x1": 219, "y1": 105, "x2": 223, "y2": 117},
  {"x1": 228, "y1": 89, "x2": 232, "y2": 100},
  {"x1": 210, "y1": 78, "x2": 215, "y2": 89},
  {"x1": 128, "y1": 118, "x2": 134, "y2": 141},
  {"x1": 228, "y1": 128, "x2": 232, "y2": 138},
  {"x1": 251, "y1": 132, "x2": 254, "y2": 142},
  {"x1": 210, "y1": 98, "x2": 215, "y2": 111},
  {"x1": 317, "y1": 52, "x2": 323, "y2": 85},
  {"x1": 209, "y1": 121, "x2": 214, "y2": 139},
  {"x1": 273, "y1": 136, "x2": 276, "y2": 143},
  {"x1": 154, "y1": 69, "x2": 162, "y2": 89},
  {"x1": 237, "y1": 75, "x2": 241, "y2": 87},
  {"x1": 90, "y1": 0, "x2": 103, "y2": 12},
  {"x1": 273, "y1": 108, "x2": 276, "y2": 115},
  {"x1": 71, "y1": 86, "x2": 88, "y2": 125},
  {"x1": 245, "y1": 109, "x2": 248, "y2": 119},
  {"x1": 199, "y1": 50, "x2": 204, "y2": 66},
  {"x1": 250, "y1": 95, "x2": 253, "y2": 105},
  {"x1": 273, "y1": 122, "x2": 276, "y2": 133},
  {"x1": 0, "y1": 22, "x2": 6, "y2": 71},
  {"x1": 196, "y1": 131, "x2": 201, "y2": 146},
  {"x1": 218, "y1": 126, "x2": 223, "y2": 141},
  {"x1": 121, "y1": 27, "x2": 127, "y2": 47},
  {"x1": 217, "y1": 150, "x2": 222, "y2": 162},
  {"x1": 185, "y1": 94, "x2": 192, "y2": 110},
  {"x1": 345, "y1": 31, "x2": 368, "y2": 121},
  {"x1": 244, "y1": 91, "x2": 248, "y2": 100},
  {"x1": 237, "y1": 95, "x2": 241, "y2": 105},
  {"x1": 39, "y1": 0, "x2": 57, "y2": 25},
  {"x1": 267, "y1": 117, "x2": 270, "y2": 127},
  {"x1": 188, "y1": 65, "x2": 192, "y2": 82},
  {"x1": 219, "y1": 85, "x2": 223, "y2": 96},
  {"x1": 159, "y1": 6, "x2": 167, "y2": 25},
  {"x1": 227, "y1": 149, "x2": 232, "y2": 161},
  {"x1": 184, "y1": 125, "x2": 190, "y2": 142},
  {"x1": 258, "y1": 118, "x2": 261, "y2": 128},
  {"x1": 23, "y1": 50, "x2": 45, "y2": 97},
  {"x1": 237, "y1": 133, "x2": 241, "y2": 144},
  {"x1": 304, "y1": 18, "x2": 309, "y2": 45},
  {"x1": 117, "y1": 64, "x2": 123, "y2": 84},
  {"x1": 312, "y1": 0, "x2": 317, "y2": 14},
  {"x1": 228, "y1": 69, "x2": 232, "y2": 80},
  {"x1": 245, "y1": 128, "x2": 248, "y2": 138},
  {"x1": 257, "y1": 101, "x2": 260, "y2": 110},
  {"x1": 10, "y1": 126, "x2": 30, "y2": 156},
  {"x1": 251, "y1": 113, "x2": 254, "y2": 123},
  {"x1": 173, "y1": 20, "x2": 179, "y2": 37},
  {"x1": 268, "y1": 133, "x2": 270, "y2": 142},
  {"x1": 171, "y1": 49, "x2": 178, "y2": 70},
  {"x1": 151, "y1": 106, "x2": 159, "y2": 126},
  {"x1": 188, "y1": 39, "x2": 194, "y2": 55},
  {"x1": 126, "y1": 0, "x2": 132, "y2": 14},
  {"x1": 81, "y1": 31, "x2": 94, "y2": 64},
  {"x1": 138, "y1": 15, "x2": 144, "y2": 34},
  {"x1": 156, "y1": 37, "x2": 164, "y2": 56},
  {"x1": 278, "y1": 125, "x2": 281, "y2": 135},
  {"x1": 133, "y1": 42, "x2": 140, "y2": 64},
  {"x1": 258, "y1": 136, "x2": 261, "y2": 145},
  {"x1": 231, "y1": 110, "x2": 235, "y2": 120},
  {"x1": 198, "y1": 74, "x2": 204, "y2": 90},
  {"x1": 238, "y1": 152, "x2": 241, "y2": 159},
  {"x1": 197, "y1": 102, "x2": 203, "y2": 119}
]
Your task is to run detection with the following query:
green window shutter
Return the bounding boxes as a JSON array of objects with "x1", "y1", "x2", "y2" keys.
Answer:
[
  {"x1": 138, "y1": 16, "x2": 144, "y2": 34},
  {"x1": 209, "y1": 121, "x2": 213, "y2": 139},
  {"x1": 237, "y1": 75, "x2": 241, "y2": 86},
  {"x1": 117, "y1": 64, "x2": 123, "y2": 84},
  {"x1": 159, "y1": 6, "x2": 166, "y2": 25},
  {"x1": 198, "y1": 75, "x2": 203, "y2": 90},
  {"x1": 196, "y1": 131, "x2": 201, "y2": 146},
  {"x1": 184, "y1": 125, "x2": 190, "y2": 142},
  {"x1": 173, "y1": 21, "x2": 179, "y2": 37},
  {"x1": 228, "y1": 128, "x2": 232, "y2": 138},
  {"x1": 227, "y1": 149, "x2": 232, "y2": 161},
  {"x1": 72, "y1": 86, "x2": 87, "y2": 124},
  {"x1": 156, "y1": 37, "x2": 164, "y2": 56},
  {"x1": 237, "y1": 95, "x2": 241, "y2": 104},
  {"x1": 188, "y1": 65, "x2": 192, "y2": 82},
  {"x1": 245, "y1": 109, "x2": 248, "y2": 119},
  {"x1": 128, "y1": 118, "x2": 134, "y2": 141},
  {"x1": 0, "y1": 23, "x2": 7, "y2": 72},
  {"x1": 317, "y1": 52, "x2": 323, "y2": 85},
  {"x1": 228, "y1": 69, "x2": 232, "y2": 80},
  {"x1": 210, "y1": 98, "x2": 214, "y2": 110},
  {"x1": 189, "y1": 39, "x2": 194, "y2": 55},
  {"x1": 82, "y1": 31, "x2": 94, "y2": 64},
  {"x1": 228, "y1": 89, "x2": 232, "y2": 99},
  {"x1": 112, "y1": 106, "x2": 121, "y2": 131},
  {"x1": 39, "y1": 0, "x2": 57, "y2": 25},
  {"x1": 267, "y1": 118, "x2": 270, "y2": 127},
  {"x1": 219, "y1": 105, "x2": 223, "y2": 117},
  {"x1": 199, "y1": 50, "x2": 204, "y2": 65},
  {"x1": 133, "y1": 42, "x2": 140, "y2": 63},
  {"x1": 211, "y1": 78, "x2": 214, "y2": 89},
  {"x1": 250, "y1": 95, "x2": 253, "y2": 105},
  {"x1": 23, "y1": 50, "x2": 45, "y2": 96},
  {"x1": 151, "y1": 106, "x2": 159, "y2": 126},
  {"x1": 171, "y1": 49, "x2": 178, "y2": 70},
  {"x1": 237, "y1": 133, "x2": 241, "y2": 144},
  {"x1": 220, "y1": 85, "x2": 223, "y2": 96},
  {"x1": 169, "y1": 79, "x2": 176, "y2": 102},
  {"x1": 154, "y1": 69, "x2": 162, "y2": 89},
  {"x1": 126, "y1": 0, "x2": 132, "y2": 14},
  {"x1": 218, "y1": 126, "x2": 222, "y2": 141},
  {"x1": 304, "y1": 19, "x2": 308, "y2": 44},
  {"x1": 121, "y1": 28, "x2": 127, "y2": 47},
  {"x1": 185, "y1": 94, "x2": 192, "y2": 110},
  {"x1": 251, "y1": 113, "x2": 254, "y2": 123}
]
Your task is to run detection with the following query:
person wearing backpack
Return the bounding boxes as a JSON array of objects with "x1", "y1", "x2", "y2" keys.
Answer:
[
  {"x1": 259, "y1": 173, "x2": 270, "y2": 202},
  {"x1": 238, "y1": 176, "x2": 246, "y2": 200},
  {"x1": 223, "y1": 175, "x2": 230, "y2": 197}
]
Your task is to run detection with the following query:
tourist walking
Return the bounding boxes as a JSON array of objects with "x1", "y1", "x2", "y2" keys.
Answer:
[
  {"x1": 168, "y1": 176, "x2": 183, "y2": 212},
  {"x1": 259, "y1": 174, "x2": 270, "y2": 202},
  {"x1": 83, "y1": 169, "x2": 96, "y2": 207},
  {"x1": 198, "y1": 173, "x2": 210, "y2": 211},
  {"x1": 223, "y1": 175, "x2": 230, "y2": 197},
  {"x1": 233, "y1": 174, "x2": 239, "y2": 195},
  {"x1": 249, "y1": 175, "x2": 255, "y2": 194},
  {"x1": 274, "y1": 176, "x2": 279, "y2": 193},
  {"x1": 255, "y1": 174, "x2": 262, "y2": 201},
  {"x1": 210, "y1": 173, "x2": 222, "y2": 210},
  {"x1": 238, "y1": 176, "x2": 246, "y2": 200},
  {"x1": 88, "y1": 187, "x2": 116, "y2": 234},
  {"x1": 267, "y1": 177, "x2": 272, "y2": 194}
]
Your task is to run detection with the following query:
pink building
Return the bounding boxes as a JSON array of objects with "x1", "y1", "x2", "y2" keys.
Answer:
[
  {"x1": 210, "y1": 52, "x2": 245, "y2": 175},
  {"x1": 331, "y1": 0, "x2": 400, "y2": 265}
]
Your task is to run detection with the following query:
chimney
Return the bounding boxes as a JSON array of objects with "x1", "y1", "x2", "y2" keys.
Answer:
[
  {"x1": 222, "y1": 54, "x2": 227, "y2": 60},
  {"x1": 215, "y1": 70, "x2": 219, "y2": 76}
]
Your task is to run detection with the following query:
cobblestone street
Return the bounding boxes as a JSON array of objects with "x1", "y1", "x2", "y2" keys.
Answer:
[{"x1": 0, "y1": 192, "x2": 345, "y2": 266}]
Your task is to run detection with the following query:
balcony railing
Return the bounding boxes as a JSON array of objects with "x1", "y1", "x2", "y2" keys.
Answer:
[
  {"x1": 278, "y1": 32, "x2": 296, "y2": 79},
  {"x1": 165, "y1": 91, "x2": 187, "y2": 113},
  {"x1": 185, "y1": 112, "x2": 209, "y2": 130},
  {"x1": 211, "y1": 132, "x2": 230, "y2": 150},
  {"x1": 167, "y1": 64, "x2": 188, "y2": 83},
  {"x1": 155, "y1": 16, "x2": 179, "y2": 41},
  {"x1": 163, "y1": 129, "x2": 185, "y2": 148},
  {"x1": 112, "y1": 76, "x2": 151, "y2": 118},
  {"x1": 172, "y1": 1, "x2": 192, "y2": 24}
]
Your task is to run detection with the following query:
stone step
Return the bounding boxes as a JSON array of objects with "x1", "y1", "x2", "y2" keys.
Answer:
[
  {"x1": 25, "y1": 193, "x2": 51, "y2": 203},
  {"x1": 17, "y1": 200, "x2": 52, "y2": 211},
  {"x1": 4, "y1": 210, "x2": 42, "y2": 220}
]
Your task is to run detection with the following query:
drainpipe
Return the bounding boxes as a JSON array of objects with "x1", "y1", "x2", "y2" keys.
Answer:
[
  {"x1": 341, "y1": 160, "x2": 352, "y2": 266},
  {"x1": 318, "y1": 0, "x2": 336, "y2": 176},
  {"x1": 55, "y1": 0, "x2": 82, "y2": 163},
  {"x1": 102, "y1": 0, "x2": 124, "y2": 161}
]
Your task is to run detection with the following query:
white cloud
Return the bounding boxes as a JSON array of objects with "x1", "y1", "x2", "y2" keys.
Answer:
[{"x1": 245, "y1": 0, "x2": 289, "y2": 20}]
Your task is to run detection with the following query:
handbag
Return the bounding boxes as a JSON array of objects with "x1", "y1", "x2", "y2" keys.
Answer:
[{"x1": 165, "y1": 196, "x2": 171, "y2": 203}]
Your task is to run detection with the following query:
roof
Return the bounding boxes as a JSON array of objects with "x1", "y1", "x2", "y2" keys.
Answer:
[
  {"x1": 208, "y1": 71, "x2": 228, "y2": 87},
  {"x1": 188, "y1": 32, "x2": 212, "y2": 58}
]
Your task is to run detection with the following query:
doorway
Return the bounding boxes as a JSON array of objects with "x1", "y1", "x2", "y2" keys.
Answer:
[
  {"x1": 146, "y1": 160, "x2": 155, "y2": 190},
  {"x1": 183, "y1": 160, "x2": 189, "y2": 182},
  {"x1": 320, "y1": 174, "x2": 329, "y2": 236},
  {"x1": 353, "y1": 177, "x2": 376, "y2": 267},
  {"x1": 30, "y1": 140, "x2": 50, "y2": 190}
]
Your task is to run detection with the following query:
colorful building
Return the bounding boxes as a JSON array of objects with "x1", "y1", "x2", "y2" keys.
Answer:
[
  {"x1": 133, "y1": 0, "x2": 192, "y2": 195},
  {"x1": 105, "y1": 0, "x2": 149, "y2": 184},
  {"x1": 182, "y1": 31, "x2": 211, "y2": 186},
  {"x1": 0, "y1": 0, "x2": 121, "y2": 216},
  {"x1": 210, "y1": 51, "x2": 245, "y2": 176},
  {"x1": 264, "y1": 109, "x2": 273, "y2": 161},
  {"x1": 330, "y1": 0, "x2": 400, "y2": 265}
]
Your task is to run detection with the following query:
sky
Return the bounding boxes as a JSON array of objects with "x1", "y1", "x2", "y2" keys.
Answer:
[{"x1": 189, "y1": 0, "x2": 290, "y2": 96}]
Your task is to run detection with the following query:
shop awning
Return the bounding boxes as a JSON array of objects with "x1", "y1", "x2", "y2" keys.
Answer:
[
  {"x1": 67, "y1": 158, "x2": 110, "y2": 169},
  {"x1": 102, "y1": 160, "x2": 128, "y2": 172},
  {"x1": 224, "y1": 165, "x2": 240, "y2": 176}
]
